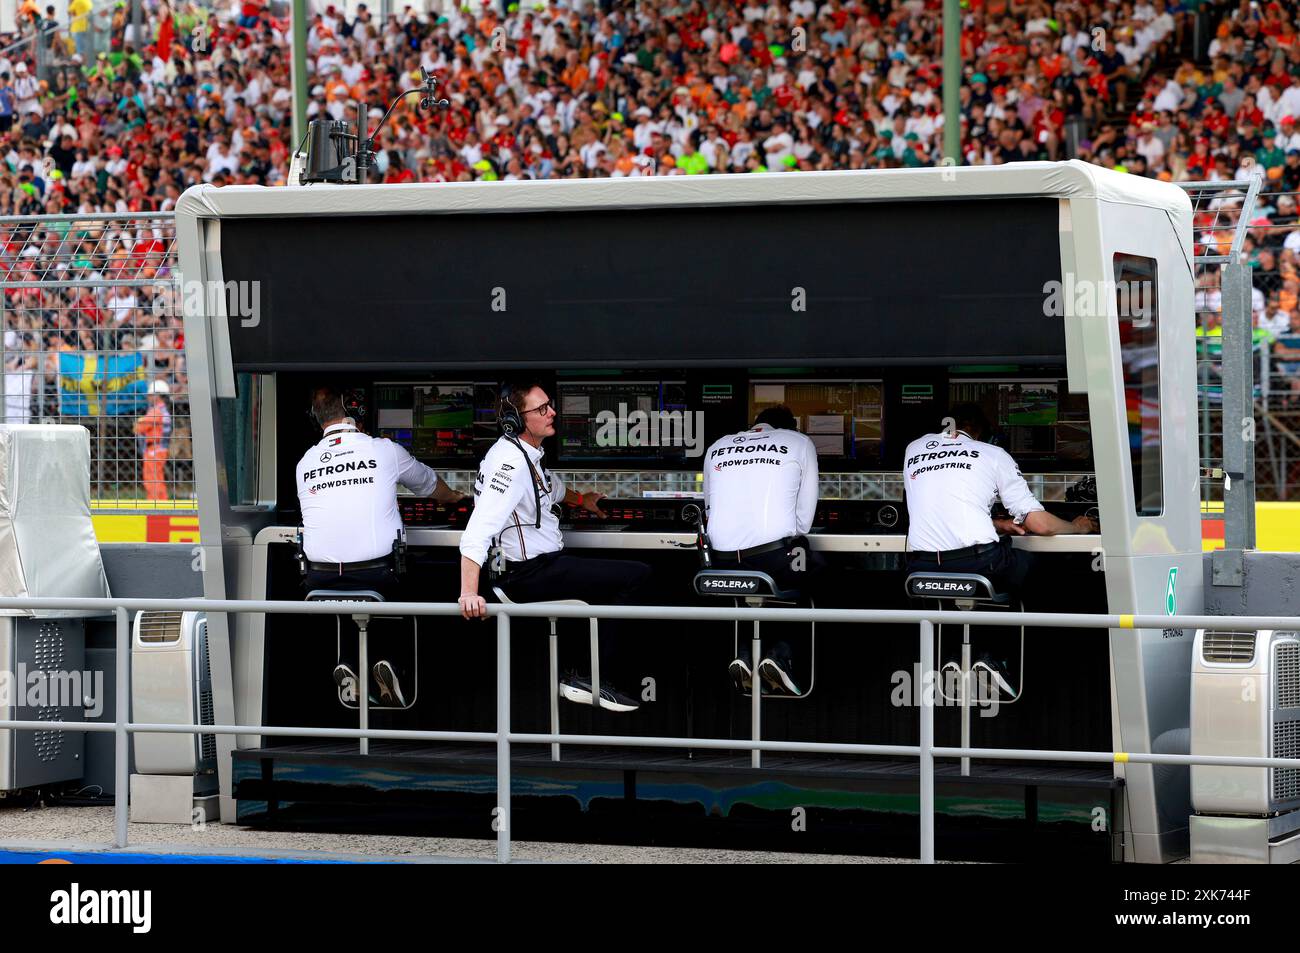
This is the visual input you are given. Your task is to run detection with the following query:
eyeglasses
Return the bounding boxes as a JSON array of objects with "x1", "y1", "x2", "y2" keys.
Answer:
[{"x1": 522, "y1": 399, "x2": 555, "y2": 417}]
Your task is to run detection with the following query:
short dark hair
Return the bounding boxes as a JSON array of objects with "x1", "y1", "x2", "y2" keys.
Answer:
[
  {"x1": 755, "y1": 405, "x2": 798, "y2": 431},
  {"x1": 948, "y1": 402, "x2": 992, "y2": 440},
  {"x1": 500, "y1": 380, "x2": 543, "y2": 419},
  {"x1": 310, "y1": 386, "x2": 346, "y2": 427}
]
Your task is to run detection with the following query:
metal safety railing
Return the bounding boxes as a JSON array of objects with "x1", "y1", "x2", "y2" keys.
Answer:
[{"x1": 3, "y1": 595, "x2": 1300, "y2": 864}]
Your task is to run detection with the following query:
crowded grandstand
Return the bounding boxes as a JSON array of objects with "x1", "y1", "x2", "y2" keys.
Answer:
[{"x1": 0, "y1": 0, "x2": 1298, "y2": 502}]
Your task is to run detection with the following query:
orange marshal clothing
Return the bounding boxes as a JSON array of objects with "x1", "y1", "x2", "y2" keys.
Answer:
[{"x1": 135, "y1": 402, "x2": 172, "y2": 501}]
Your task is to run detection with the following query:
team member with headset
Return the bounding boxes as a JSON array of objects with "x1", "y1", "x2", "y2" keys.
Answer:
[
  {"x1": 296, "y1": 386, "x2": 465, "y2": 707},
  {"x1": 903, "y1": 403, "x2": 1097, "y2": 591},
  {"x1": 702, "y1": 405, "x2": 820, "y2": 696},
  {"x1": 457, "y1": 381, "x2": 652, "y2": 712},
  {"x1": 903, "y1": 402, "x2": 1098, "y2": 692}
]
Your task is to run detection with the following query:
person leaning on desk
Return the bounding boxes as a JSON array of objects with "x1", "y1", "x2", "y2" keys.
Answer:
[
  {"x1": 902, "y1": 402, "x2": 1099, "y2": 597},
  {"x1": 902, "y1": 402, "x2": 1099, "y2": 695}
]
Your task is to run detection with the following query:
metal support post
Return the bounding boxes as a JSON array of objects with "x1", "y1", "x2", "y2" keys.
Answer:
[
  {"x1": 1222, "y1": 261, "x2": 1257, "y2": 550},
  {"x1": 114, "y1": 606, "x2": 129, "y2": 848},
  {"x1": 920, "y1": 620, "x2": 935, "y2": 864},
  {"x1": 496, "y1": 610, "x2": 511, "y2": 864}
]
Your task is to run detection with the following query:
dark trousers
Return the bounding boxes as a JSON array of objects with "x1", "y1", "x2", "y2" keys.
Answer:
[
  {"x1": 493, "y1": 552, "x2": 652, "y2": 681},
  {"x1": 709, "y1": 535, "x2": 821, "y2": 672},
  {"x1": 906, "y1": 538, "x2": 1035, "y2": 663},
  {"x1": 708, "y1": 534, "x2": 823, "y2": 595},
  {"x1": 905, "y1": 537, "x2": 1035, "y2": 600},
  {"x1": 303, "y1": 565, "x2": 414, "y2": 682}
]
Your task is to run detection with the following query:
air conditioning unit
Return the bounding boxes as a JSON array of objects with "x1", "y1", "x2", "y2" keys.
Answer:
[
  {"x1": 1192, "y1": 629, "x2": 1300, "y2": 816},
  {"x1": 131, "y1": 611, "x2": 215, "y2": 777}
]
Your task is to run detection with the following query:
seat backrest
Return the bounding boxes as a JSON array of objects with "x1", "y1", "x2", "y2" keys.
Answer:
[
  {"x1": 694, "y1": 569, "x2": 800, "y2": 602},
  {"x1": 305, "y1": 589, "x2": 386, "y2": 602},
  {"x1": 904, "y1": 573, "x2": 1007, "y2": 603}
]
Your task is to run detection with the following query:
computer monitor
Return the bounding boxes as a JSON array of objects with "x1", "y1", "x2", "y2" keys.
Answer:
[
  {"x1": 748, "y1": 379, "x2": 884, "y2": 464},
  {"x1": 373, "y1": 381, "x2": 498, "y2": 465},
  {"x1": 555, "y1": 379, "x2": 695, "y2": 463},
  {"x1": 947, "y1": 378, "x2": 1088, "y2": 462}
]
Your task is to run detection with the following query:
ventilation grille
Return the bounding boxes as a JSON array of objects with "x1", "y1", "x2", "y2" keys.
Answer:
[
  {"x1": 1273, "y1": 719, "x2": 1300, "y2": 802},
  {"x1": 199, "y1": 693, "x2": 216, "y2": 763},
  {"x1": 1277, "y1": 640, "x2": 1300, "y2": 709},
  {"x1": 33, "y1": 623, "x2": 65, "y2": 669},
  {"x1": 137, "y1": 611, "x2": 183, "y2": 644},
  {"x1": 197, "y1": 620, "x2": 215, "y2": 763},
  {"x1": 1202, "y1": 631, "x2": 1257, "y2": 663},
  {"x1": 32, "y1": 706, "x2": 63, "y2": 763}
]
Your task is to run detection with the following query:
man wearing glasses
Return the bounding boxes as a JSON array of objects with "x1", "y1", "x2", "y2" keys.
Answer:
[{"x1": 457, "y1": 381, "x2": 650, "y2": 712}]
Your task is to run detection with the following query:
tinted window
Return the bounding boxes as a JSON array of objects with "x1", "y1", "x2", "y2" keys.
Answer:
[{"x1": 1115, "y1": 254, "x2": 1161, "y2": 516}]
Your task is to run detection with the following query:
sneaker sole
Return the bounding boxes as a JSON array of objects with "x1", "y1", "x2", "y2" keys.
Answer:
[
  {"x1": 971, "y1": 662, "x2": 1018, "y2": 700},
  {"x1": 728, "y1": 660, "x2": 752, "y2": 693},
  {"x1": 558, "y1": 682, "x2": 639, "y2": 713},
  {"x1": 372, "y1": 663, "x2": 408, "y2": 708},
  {"x1": 333, "y1": 666, "x2": 356, "y2": 706},
  {"x1": 758, "y1": 659, "x2": 801, "y2": 696}
]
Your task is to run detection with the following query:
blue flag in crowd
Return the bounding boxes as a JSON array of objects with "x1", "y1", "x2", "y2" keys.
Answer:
[{"x1": 58, "y1": 352, "x2": 149, "y2": 417}]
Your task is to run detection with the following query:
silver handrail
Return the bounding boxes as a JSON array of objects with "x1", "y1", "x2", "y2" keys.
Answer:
[{"x1": 2, "y1": 594, "x2": 1299, "y2": 865}]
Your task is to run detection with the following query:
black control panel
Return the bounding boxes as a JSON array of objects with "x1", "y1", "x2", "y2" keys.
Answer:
[
  {"x1": 395, "y1": 496, "x2": 911, "y2": 534},
  {"x1": 372, "y1": 496, "x2": 1091, "y2": 534},
  {"x1": 398, "y1": 498, "x2": 474, "y2": 528},
  {"x1": 814, "y1": 500, "x2": 906, "y2": 533},
  {"x1": 564, "y1": 499, "x2": 699, "y2": 530}
]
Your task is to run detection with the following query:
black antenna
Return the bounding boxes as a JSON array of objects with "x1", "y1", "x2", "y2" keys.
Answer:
[{"x1": 353, "y1": 71, "x2": 451, "y2": 183}]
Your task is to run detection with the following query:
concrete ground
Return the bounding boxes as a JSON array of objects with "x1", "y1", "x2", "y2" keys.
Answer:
[{"x1": 0, "y1": 803, "x2": 938, "y2": 863}]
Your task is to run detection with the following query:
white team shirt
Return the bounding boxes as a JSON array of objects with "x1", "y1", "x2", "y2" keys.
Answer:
[
  {"x1": 459, "y1": 436, "x2": 566, "y2": 567},
  {"x1": 903, "y1": 431, "x2": 1044, "y2": 553},
  {"x1": 703, "y1": 424, "x2": 819, "y2": 552},
  {"x1": 295, "y1": 423, "x2": 440, "y2": 563}
]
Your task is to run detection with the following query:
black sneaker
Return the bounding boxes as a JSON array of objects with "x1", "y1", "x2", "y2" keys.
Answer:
[
  {"x1": 333, "y1": 664, "x2": 358, "y2": 706},
  {"x1": 729, "y1": 645, "x2": 753, "y2": 693},
  {"x1": 728, "y1": 657, "x2": 753, "y2": 693},
  {"x1": 559, "y1": 673, "x2": 640, "y2": 712},
  {"x1": 939, "y1": 660, "x2": 962, "y2": 700},
  {"x1": 372, "y1": 660, "x2": 408, "y2": 708},
  {"x1": 334, "y1": 664, "x2": 383, "y2": 706},
  {"x1": 758, "y1": 642, "x2": 802, "y2": 696},
  {"x1": 972, "y1": 654, "x2": 1018, "y2": 701}
]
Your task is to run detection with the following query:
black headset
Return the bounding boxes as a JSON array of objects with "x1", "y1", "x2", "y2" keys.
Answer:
[
  {"x1": 498, "y1": 383, "x2": 542, "y2": 529},
  {"x1": 498, "y1": 384, "x2": 524, "y2": 437},
  {"x1": 307, "y1": 387, "x2": 364, "y2": 431}
]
